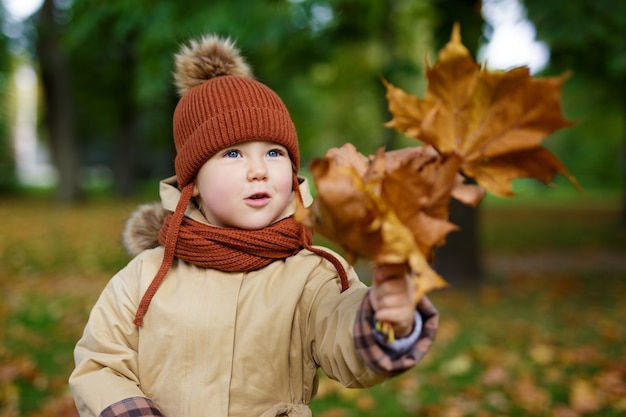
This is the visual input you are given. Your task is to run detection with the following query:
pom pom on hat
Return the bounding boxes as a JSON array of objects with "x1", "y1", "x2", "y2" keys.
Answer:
[
  {"x1": 173, "y1": 35, "x2": 252, "y2": 96},
  {"x1": 172, "y1": 34, "x2": 299, "y2": 188}
]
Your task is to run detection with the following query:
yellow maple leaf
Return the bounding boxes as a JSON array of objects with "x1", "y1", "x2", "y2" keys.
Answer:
[{"x1": 384, "y1": 23, "x2": 580, "y2": 196}]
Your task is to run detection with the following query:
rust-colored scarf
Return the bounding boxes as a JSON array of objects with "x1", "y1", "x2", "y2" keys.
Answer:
[{"x1": 133, "y1": 179, "x2": 349, "y2": 326}]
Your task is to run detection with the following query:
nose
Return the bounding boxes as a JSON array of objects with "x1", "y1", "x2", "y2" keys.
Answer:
[{"x1": 247, "y1": 157, "x2": 268, "y2": 181}]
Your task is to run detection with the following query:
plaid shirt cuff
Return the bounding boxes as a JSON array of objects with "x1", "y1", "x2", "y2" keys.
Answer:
[
  {"x1": 354, "y1": 291, "x2": 438, "y2": 377},
  {"x1": 100, "y1": 397, "x2": 164, "y2": 417}
]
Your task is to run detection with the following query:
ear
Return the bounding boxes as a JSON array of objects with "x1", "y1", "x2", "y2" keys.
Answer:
[{"x1": 192, "y1": 182, "x2": 200, "y2": 197}]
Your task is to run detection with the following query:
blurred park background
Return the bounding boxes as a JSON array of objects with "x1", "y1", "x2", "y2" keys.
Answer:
[{"x1": 0, "y1": 0, "x2": 625, "y2": 416}]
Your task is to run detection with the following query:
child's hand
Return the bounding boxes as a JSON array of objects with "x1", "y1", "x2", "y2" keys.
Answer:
[{"x1": 369, "y1": 263, "x2": 417, "y2": 339}]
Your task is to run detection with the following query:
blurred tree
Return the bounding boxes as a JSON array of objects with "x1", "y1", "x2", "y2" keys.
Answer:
[
  {"x1": 36, "y1": 0, "x2": 81, "y2": 201},
  {"x1": 521, "y1": 0, "x2": 626, "y2": 223},
  {"x1": 62, "y1": 1, "x2": 180, "y2": 196},
  {"x1": 430, "y1": 0, "x2": 485, "y2": 289},
  {"x1": 36, "y1": 0, "x2": 436, "y2": 198},
  {"x1": 0, "y1": 2, "x2": 16, "y2": 192}
]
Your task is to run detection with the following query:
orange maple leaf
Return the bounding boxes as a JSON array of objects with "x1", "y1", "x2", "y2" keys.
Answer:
[
  {"x1": 380, "y1": 146, "x2": 483, "y2": 258},
  {"x1": 384, "y1": 23, "x2": 581, "y2": 196},
  {"x1": 295, "y1": 143, "x2": 448, "y2": 299}
]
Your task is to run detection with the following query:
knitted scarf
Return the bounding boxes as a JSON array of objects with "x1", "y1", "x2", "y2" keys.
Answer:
[{"x1": 133, "y1": 180, "x2": 349, "y2": 326}]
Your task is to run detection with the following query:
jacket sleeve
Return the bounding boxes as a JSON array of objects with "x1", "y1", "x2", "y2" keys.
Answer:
[
  {"x1": 100, "y1": 398, "x2": 164, "y2": 417},
  {"x1": 69, "y1": 256, "x2": 164, "y2": 417},
  {"x1": 354, "y1": 293, "x2": 438, "y2": 377},
  {"x1": 304, "y1": 249, "x2": 438, "y2": 387}
]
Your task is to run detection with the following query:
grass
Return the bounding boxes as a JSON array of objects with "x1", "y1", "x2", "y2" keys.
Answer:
[
  {"x1": 0, "y1": 192, "x2": 624, "y2": 416},
  {"x1": 311, "y1": 271, "x2": 626, "y2": 416}
]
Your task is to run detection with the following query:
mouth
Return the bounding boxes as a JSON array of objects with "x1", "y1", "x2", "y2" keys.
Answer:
[
  {"x1": 247, "y1": 192, "x2": 270, "y2": 200},
  {"x1": 245, "y1": 192, "x2": 271, "y2": 207}
]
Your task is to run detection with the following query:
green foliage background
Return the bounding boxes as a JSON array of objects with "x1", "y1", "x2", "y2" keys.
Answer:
[
  {"x1": 1, "y1": 0, "x2": 625, "y2": 195},
  {"x1": 54, "y1": 0, "x2": 439, "y2": 189}
]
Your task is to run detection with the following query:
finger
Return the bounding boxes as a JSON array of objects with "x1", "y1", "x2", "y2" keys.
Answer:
[
  {"x1": 374, "y1": 274, "x2": 414, "y2": 297},
  {"x1": 374, "y1": 306, "x2": 415, "y2": 338},
  {"x1": 374, "y1": 286, "x2": 415, "y2": 308},
  {"x1": 372, "y1": 263, "x2": 410, "y2": 284},
  {"x1": 374, "y1": 305, "x2": 414, "y2": 324}
]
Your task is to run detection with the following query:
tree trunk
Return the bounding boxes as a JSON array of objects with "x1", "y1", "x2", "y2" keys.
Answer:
[
  {"x1": 432, "y1": 198, "x2": 482, "y2": 289},
  {"x1": 36, "y1": 0, "x2": 80, "y2": 202},
  {"x1": 622, "y1": 99, "x2": 626, "y2": 226},
  {"x1": 431, "y1": 0, "x2": 485, "y2": 289},
  {"x1": 114, "y1": 115, "x2": 139, "y2": 197},
  {"x1": 111, "y1": 35, "x2": 140, "y2": 197}
]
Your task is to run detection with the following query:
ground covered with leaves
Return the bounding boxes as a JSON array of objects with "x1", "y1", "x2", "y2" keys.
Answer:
[{"x1": 0, "y1": 193, "x2": 624, "y2": 417}]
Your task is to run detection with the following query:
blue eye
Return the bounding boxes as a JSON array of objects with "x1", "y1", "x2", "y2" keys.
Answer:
[
  {"x1": 267, "y1": 149, "x2": 283, "y2": 158},
  {"x1": 224, "y1": 150, "x2": 240, "y2": 158}
]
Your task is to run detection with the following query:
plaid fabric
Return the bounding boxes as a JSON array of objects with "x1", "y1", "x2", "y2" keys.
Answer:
[
  {"x1": 100, "y1": 397, "x2": 164, "y2": 417},
  {"x1": 354, "y1": 292, "x2": 439, "y2": 377}
]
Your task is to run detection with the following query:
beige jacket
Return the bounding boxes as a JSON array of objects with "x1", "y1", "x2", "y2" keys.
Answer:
[{"x1": 69, "y1": 177, "x2": 436, "y2": 417}]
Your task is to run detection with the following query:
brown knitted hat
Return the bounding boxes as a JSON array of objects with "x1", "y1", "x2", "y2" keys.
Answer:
[{"x1": 172, "y1": 35, "x2": 299, "y2": 188}]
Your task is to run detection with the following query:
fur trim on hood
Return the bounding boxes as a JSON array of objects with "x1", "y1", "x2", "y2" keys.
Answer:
[{"x1": 122, "y1": 202, "x2": 169, "y2": 257}]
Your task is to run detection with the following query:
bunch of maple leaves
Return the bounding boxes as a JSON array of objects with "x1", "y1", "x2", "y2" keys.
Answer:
[{"x1": 296, "y1": 24, "x2": 580, "y2": 312}]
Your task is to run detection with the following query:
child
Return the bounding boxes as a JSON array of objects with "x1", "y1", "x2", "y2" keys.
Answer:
[{"x1": 69, "y1": 35, "x2": 438, "y2": 417}]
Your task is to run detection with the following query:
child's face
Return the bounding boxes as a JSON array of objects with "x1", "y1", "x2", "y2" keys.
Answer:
[{"x1": 193, "y1": 140, "x2": 294, "y2": 230}]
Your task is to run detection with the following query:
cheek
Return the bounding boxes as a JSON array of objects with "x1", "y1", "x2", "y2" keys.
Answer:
[
  {"x1": 276, "y1": 168, "x2": 295, "y2": 195},
  {"x1": 197, "y1": 175, "x2": 234, "y2": 205},
  {"x1": 206, "y1": 177, "x2": 234, "y2": 196}
]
